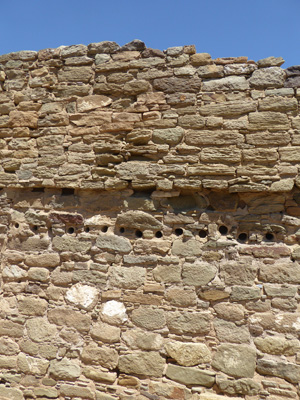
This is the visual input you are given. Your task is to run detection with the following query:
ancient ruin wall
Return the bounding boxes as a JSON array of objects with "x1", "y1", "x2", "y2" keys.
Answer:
[{"x1": 0, "y1": 39, "x2": 300, "y2": 400}]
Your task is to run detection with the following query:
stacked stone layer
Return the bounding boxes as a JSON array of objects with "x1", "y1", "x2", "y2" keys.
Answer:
[{"x1": 0, "y1": 40, "x2": 300, "y2": 400}]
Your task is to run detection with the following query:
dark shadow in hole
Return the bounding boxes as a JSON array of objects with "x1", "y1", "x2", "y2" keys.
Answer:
[
  {"x1": 31, "y1": 187, "x2": 45, "y2": 193},
  {"x1": 135, "y1": 230, "x2": 143, "y2": 238},
  {"x1": 175, "y1": 228, "x2": 183, "y2": 236},
  {"x1": 119, "y1": 227, "x2": 125, "y2": 234},
  {"x1": 84, "y1": 227, "x2": 90, "y2": 233},
  {"x1": 219, "y1": 225, "x2": 228, "y2": 235},
  {"x1": 238, "y1": 232, "x2": 248, "y2": 242},
  {"x1": 67, "y1": 227, "x2": 75, "y2": 234},
  {"x1": 265, "y1": 232, "x2": 274, "y2": 241},
  {"x1": 199, "y1": 229, "x2": 207, "y2": 238},
  {"x1": 101, "y1": 226, "x2": 108, "y2": 233},
  {"x1": 61, "y1": 188, "x2": 75, "y2": 196},
  {"x1": 155, "y1": 231, "x2": 163, "y2": 238}
]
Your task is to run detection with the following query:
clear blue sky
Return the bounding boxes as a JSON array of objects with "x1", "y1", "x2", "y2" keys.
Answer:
[{"x1": 1, "y1": 0, "x2": 299, "y2": 68}]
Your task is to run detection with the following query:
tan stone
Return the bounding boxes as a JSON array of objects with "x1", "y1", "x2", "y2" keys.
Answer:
[
  {"x1": 118, "y1": 351, "x2": 165, "y2": 377},
  {"x1": 81, "y1": 343, "x2": 118, "y2": 369},
  {"x1": 165, "y1": 341, "x2": 211, "y2": 366}
]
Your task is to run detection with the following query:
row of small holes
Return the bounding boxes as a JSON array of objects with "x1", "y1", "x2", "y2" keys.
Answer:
[{"x1": 12, "y1": 223, "x2": 275, "y2": 242}]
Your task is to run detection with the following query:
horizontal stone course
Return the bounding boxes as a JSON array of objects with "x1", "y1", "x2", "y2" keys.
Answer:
[{"x1": 0, "y1": 39, "x2": 299, "y2": 400}]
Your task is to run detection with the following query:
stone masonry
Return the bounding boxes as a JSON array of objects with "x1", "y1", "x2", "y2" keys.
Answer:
[{"x1": 0, "y1": 39, "x2": 300, "y2": 400}]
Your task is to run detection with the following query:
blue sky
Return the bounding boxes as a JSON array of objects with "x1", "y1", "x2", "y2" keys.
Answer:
[{"x1": 1, "y1": 0, "x2": 299, "y2": 68}]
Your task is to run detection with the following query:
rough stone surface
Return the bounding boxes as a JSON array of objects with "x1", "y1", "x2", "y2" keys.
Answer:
[
  {"x1": 0, "y1": 40, "x2": 299, "y2": 400},
  {"x1": 212, "y1": 344, "x2": 257, "y2": 378}
]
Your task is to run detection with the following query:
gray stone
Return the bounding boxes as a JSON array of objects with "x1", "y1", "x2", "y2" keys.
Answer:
[
  {"x1": 52, "y1": 236, "x2": 91, "y2": 253},
  {"x1": 122, "y1": 329, "x2": 163, "y2": 351},
  {"x1": 214, "y1": 319, "x2": 250, "y2": 343},
  {"x1": 257, "y1": 358, "x2": 300, "y2": 384},
  {"x1": 171, "y1": 239, "x2": 202, "y2": 257},
  {"x1": 249, "y1": 67, "x2": 286, "y2": 88},
  {"x1": 81, "y1": 343, "x2": 118, "y2": 369},
  {"x1": 152, "y1": 263, "x2": 181, "y2": 283},
  {"x1": 254, "y1": 336, "x2": 300, "y2": 356},
  {"x1": 212, "y1": 344, "x2": 256, "y2": 378},
  {"x1": 118, "y1": 351, "x2": 165, "y2": 377},
  {"x1": 152, "y1": 127, "x2": 184, "y2": 145},
  {"x1": 167, "y1": 311, "x2": 210, "y2": 335},
  {"x1": 166, "y1": 364, "x2": 215, "y2": 387},
  {"x1": 96, "y1": 234, "x2": 132, "y2": 253},
  {"x1": 109, "y1": 266, "x2": 145, "y2": 289},
  {"x1": 26, "y1": 317, "x2": 57, "y2": 343},
  {"x1": 230, "y1": 286, "x2": 261, "y2": 301},
  {"x1": 49, "y1": 358, "x2": 81, "y2": 381},
  {"x1": 131, "y1": 306, "x2": 166, "y2": 330},
  {"x1": 257, "y1": 56, "x2": 285, "y2": 67},
  {"x1": 88, "y1": 41, "x2": 120, "y2": 54},
  {"x1": 116, "y1": 210, "x2": 162, "y2": 230},
  {"x1": 90, "y1": 322, "x2": 121, "y2": 343},
  {"x1": 182, "y1": 261, "x2": 217, "y2": 286},
  {"x1": 216, "y1": 376, "x2": 261, "y2": 396},
  {"x1": 202, "y1": 76, "x2": 249, "y2": 91},
  {"x1": 119, "y1": 39, "x2": 146, "y2": 52},
  {"x1": 259, "y1": 261, "x2": 300, "y2": 284}
]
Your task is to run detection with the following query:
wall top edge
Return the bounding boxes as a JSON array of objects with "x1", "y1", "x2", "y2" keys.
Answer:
[{"x1": 0, "y1": 38, "x2": 297, "y2": 70}]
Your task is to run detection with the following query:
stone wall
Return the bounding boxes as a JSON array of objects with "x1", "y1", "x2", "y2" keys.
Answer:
[{"x1": 0, "y1": 39, "x2": 300, "y2": 400}]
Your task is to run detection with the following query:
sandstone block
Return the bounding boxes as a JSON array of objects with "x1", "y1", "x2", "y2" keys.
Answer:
[
  {"x1": 81, "y1": 343, "x2": 118, "y2": 369},
  {"x1": 52, "y1": 236, "x2": 91, "y2": 253},
  {"x1": 164, "y1": 287, "x2": 197, "y2": 307},
  {"x1": 49, "y1": 358, "x2": 81, "y2": 381},
  {"x1": 96, "y1": 234, "x2": 132, "y2": 253},
  {"x1": 17, "y1": 296, "x2": 47, "y2": 316},
  {"x1": 212, "y1": 344, "x2": 256, "y2": 378},
  {"x1": 214, "y1": 319, "x2": 250, "y2": 343},
  {"x1": 152, "y1": 263, "x2": 181, "y2": 283},
  {"x1": 213, "y1": 302, "x2": 244, "y2": 321},
  {"x1": 153, "y1": 76, "x2": 202, "y2": 93},
  {"x1": 118, "y1": 351, "x2": 165, "y2": 377},
  {"x1": 48, "y1": 308, "x2": 91, "y2": 333},
  {"x1": 182, "y1": 261, "x2": 217, "y2": 286},
  {"x1": 152, "y1": 127, "x2": 184, "y2": 145},
  {"x1": 26, "y1": 317, "x2": 56, "y2": 343},
  {"x1": 24, "y1": 253, "x2": 60, "y2": 268},
  {"x1": 220, "y1": 259, "x2": 257, "y2": 286},
  {"x1": 28, "y1": 267, "x2": 49, "y2": 282},
  {"x1": 131, "y1": 306, "x2": 166, "y2": 330},
  {"x1": 109, "y1": 266, "x2": 145, "y2": 289},
  {"x1": 230, "y1": 286, "x2": 261, "y2": 301},
  {"x1": 116, "y1": 210, "x2": 162, "y2": 230},
  {"x1": 165, "y1": 341, "x2": 211, "y2": 366},
  {"x1": 83, "y1": 367, "x2": 117, "y2": 383},
  {"x1": 216, "y1": 376, "x2": 261, "y2": 396},
  {"x1": 257, "y1": 358, "x2": 300, "y2": 384},
  {"x1": 199, "y1": 100, "x2": 256, "y2": 116},
  {"x1": 202, "y1": 76, "x2": 249, "y2": 91},
  {"x1": 166, "y1": 364, "x2": 215, "y2": 387},
  {"x1": 255, "y1": 336, "x2": 300, "y2": 355},
  {"x1": 248, "y1": 111, "x2": 290, "y2": 130},
  {"x1": 171, "y1": 239, "x2": 202, "y2": 257},
  {"x1": 259, "y1": 261, "x2": 300, "y2": 284},
  {"x1": 167, "y1": 311, "x2": 210, "y2": 335},
  {"x1": 249, "y1": 67, "x2": 286, "y2": 88},
  {"x1": 90, "y1": 322, "x2": 120, "y2": 343},
  {"x1": 122, "y1": 329, "x2": 163, "y2": 351}
]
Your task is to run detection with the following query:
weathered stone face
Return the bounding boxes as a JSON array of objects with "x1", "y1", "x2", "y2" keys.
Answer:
[{"x1": 0, "y1": 39, "x2": 300, "y2": 400}]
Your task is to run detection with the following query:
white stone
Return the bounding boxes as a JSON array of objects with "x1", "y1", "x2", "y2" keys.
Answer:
[
  {"x1": 2, "y1": 265, "x2": 27, "y2": 279},
  {"x1": 65, "y1": 283, "x2": 98, "y2": 310},
  {"x1": 101, "y1": 300, "x2": 128, "y2": 325}
]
